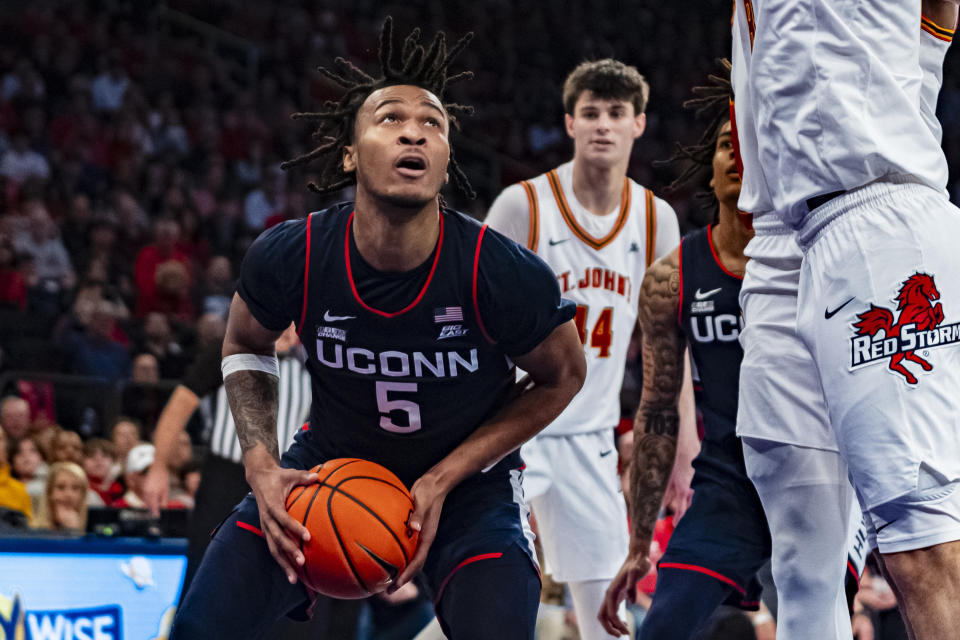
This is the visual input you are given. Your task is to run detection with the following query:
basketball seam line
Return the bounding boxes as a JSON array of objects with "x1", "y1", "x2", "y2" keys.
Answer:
[
  {"x1": 321, "y1": 476, "x2": 414, "y2": 565},
  {"x1": 327, "y1": 477, "x2": 372, "y2": 594},
  {"x1": 296, "y1": 459, "x2": 361, "y2": 590}
]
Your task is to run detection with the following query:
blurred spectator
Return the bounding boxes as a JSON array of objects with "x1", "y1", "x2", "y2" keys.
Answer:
[
  {"x1": 264, "y1": 188, "x2": 306, "y2": 229},
  {"x1": 112, "y1": 443, "x2": 185, "y2": 509},
  {"x1": 59, "y1": 299, "x2": 130, "y2": 381},
  {"x1": 194, "y1": 256, "x2": 234, "y2": 319},
  {"x1": 244, "y1": 165, "x2": 286, "y2": 231},
  {"x1": 180, "y1": 458, "x2": 202, "y2": 502},
  {"x1": 50, "y1": 428, "x2": 83, "y2": 465},
  {"x1": 131, "y1": 352, "x2": 160, "y2": 383},
  {"x1": 0, "y1": 233, "x2": 26, "y2": 309},
  {"x1": 82, "y1": 437, "x2": 123, "y2": 505},
  {"x1": 135, "y1": 312, "x2": 187, "y2": 378},
  {"x1": 856, "y1": 562, "x2": 906, "y2": 640},
  {"x1": 1, "y1": 58, "x2": 45, "y2": 102},
  {"x1": 109, "y1": 416, "x2": 143, "y2": 477},
  {"x1": 32, "y1": 461, "x2": 89, "y2": 533},
  {"x1": 12, "y1": 201, "x2": 75, "y2": 306},
  {"x1": 195, "y1": 312, "x2": 227, "y2": 346},
  {"x1": 165, "y1": 430, "x2": 195, "y2": 508},
  {"x1": 133, "y1": 218, "x2": 193, "y2": 318},
  {"x1": 0, "y1": 426, "x2": 31, "y2": 525},
  {"x1": 0, "y1": 133, "x2": 49, "y2": 184},
  {"x1": 1, "y1": 395, "x2": 31, "y2": 440},
  {"x1": 91, "y1": 54, "x2": 129, "y2": 113},
  {"x1": 10, "y1": 434, "x2": 46, "y2": 511}
]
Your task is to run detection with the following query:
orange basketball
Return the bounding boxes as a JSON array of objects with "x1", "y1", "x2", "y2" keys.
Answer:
[{"x1": 285, "y1": 458, "x2": 419, "y2": 599}]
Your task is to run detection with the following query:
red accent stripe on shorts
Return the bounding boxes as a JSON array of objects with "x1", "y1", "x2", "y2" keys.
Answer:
[
  {"x1": 297, "y1": 213, "x2": 314, "y2": 336},
  {"x1": 847, "y1": 560, "x2": 860, "y2": 588},
  {"x1": 236, "y1": 520, "x2": 264, "y2": 538},
  {"x1": 434, "y1": 552, "x2": 504, "y2": 604},
  {"x1": 658, "y1": 562, "x2": 746, "y2": 595},
  {"x1": 472, "y1": 225, "x2": 495, "y2": 344}
]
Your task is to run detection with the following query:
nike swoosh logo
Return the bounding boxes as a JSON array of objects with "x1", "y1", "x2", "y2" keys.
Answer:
[
  {"x1": 694, "y1": 287, "x2": 722, "y2": 300},
  {"x1": 355, "y1": 541, "x2": 399, "y2": 584},
  {"x1": 824, "y1": 297, "x2": 855, "y2": 320},
  {"x1": 324, "y1": 311, "x2": 356, "y2": 322},
  {"x1": 875, "y1": 520, "x2": 896, "y2": 534},
  {"x1": 548, "y1": 238, "x2": 569, "y2": 246},
  {"x1": 600, "y1": 449, "x2": 613, "y2": 457}
]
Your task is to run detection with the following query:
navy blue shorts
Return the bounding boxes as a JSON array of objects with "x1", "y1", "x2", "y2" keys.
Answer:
[
  {"x1": 170, "y1": 428, "x2": 540, "y2": 640},
  {"x1": 656, "y1": 452, "x2": 771, "y2": 610}
]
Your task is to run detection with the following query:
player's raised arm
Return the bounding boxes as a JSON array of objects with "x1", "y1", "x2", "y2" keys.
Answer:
[
  {"x1": 599, "y1": 248, "x2": 684, "y2": 636},
  {"x1": 222, "y1": 293, "x2": 319, "y2": 585}
]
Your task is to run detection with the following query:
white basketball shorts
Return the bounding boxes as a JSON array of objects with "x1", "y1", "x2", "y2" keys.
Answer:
[
  {"x1": 797, "y1": 179, "x2": 960, "y2": 553},
  {"x1": 521, "y1": 429, "x2": 629, "y2": 582},
  {"x1": 736, "y1": 217, "x2": 838, "y2": 452}
]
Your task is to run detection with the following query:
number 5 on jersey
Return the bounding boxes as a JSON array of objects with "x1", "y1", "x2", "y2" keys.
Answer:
[
  {"x1": 376, "y1": 381, "x2": 422, "y2": 433},
  {"x1": 574, "y1": 305, "x2": 613, "y2": 358}
]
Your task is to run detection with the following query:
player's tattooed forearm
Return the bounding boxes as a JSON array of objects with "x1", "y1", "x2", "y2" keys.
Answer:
[
  {"x1": 629, "y1": 410, "x2": 679, "y2": 539},
  {"x1": 224, "y1": 370, "x2": 281, "y2": 461},
  {"x1": 642, "y1": 410, "x2": 679, "y2": 436},
  {"x1": 638, "y1": 252, "x2": 684, "y2": 407},
  {"x1": 629, "y1": 249, "x2": 684, "y2": 544}
]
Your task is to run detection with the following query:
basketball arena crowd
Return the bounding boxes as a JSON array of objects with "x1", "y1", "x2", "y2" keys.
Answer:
[{"x1": 0, "y1": 1, "x2": 956, "y2": 639}]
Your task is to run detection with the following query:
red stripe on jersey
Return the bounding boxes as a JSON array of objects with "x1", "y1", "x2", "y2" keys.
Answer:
[
  {"x1": 658, "y1": 562, "x2": 746, "y2": 595},
  {"x1": 677, "y1": 237, "x2": 685, "y2": 327},
  {"x1": 433, "y1": 552, "x2": 504, "y2": 604},
  {"x1": 707, "y1": 225, "x2": 744, "y2": 281},
  {"x1": 297, "y1": 213, "x2": 314, "y2": 336},
  {"x1": 472, "y1": 225, "x2": 495, "y2": 344},
  {"x1": 344, "y1": 211, "x2": 444, "y2": 318}
]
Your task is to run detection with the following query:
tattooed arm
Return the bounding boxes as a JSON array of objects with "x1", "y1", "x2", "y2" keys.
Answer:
[
  {"x1": 223, "y1": 294, "x2": 319, "y2": 585},
  {"x1": 599, "y1": 247, "x2": 685, "y2": 636}
]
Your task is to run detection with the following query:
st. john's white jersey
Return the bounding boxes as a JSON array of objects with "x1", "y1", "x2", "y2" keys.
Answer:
[
  {"x1": 487, "y1": 160, "x2": 679, "y2": 435},
  {"x1": 732, "y1": 0, "x2": 947, "y2": 227}
]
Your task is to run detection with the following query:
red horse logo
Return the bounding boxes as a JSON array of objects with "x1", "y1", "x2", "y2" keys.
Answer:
[{"x1": 853, "y1": 273, "x2": 944, "y2": 385}]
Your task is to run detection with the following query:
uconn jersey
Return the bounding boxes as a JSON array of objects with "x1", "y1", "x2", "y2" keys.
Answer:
[
  {"x1": 517, "y1": 160, "x2": 679, "y2": 435},
  {"x1": 236, "y1": 203, "x2": 574, "y2": 487},
  {"x1": 679, "y1": 226, "x2": 744, "y2": 467}
]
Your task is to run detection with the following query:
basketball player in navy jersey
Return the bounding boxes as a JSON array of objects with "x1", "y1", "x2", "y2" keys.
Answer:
[
  {"x1": 599, "y1": 66, "x2": 862, "y2": 638},
  {"x1": 170, "y1": 19, "x2": 585, "y2": 640}
]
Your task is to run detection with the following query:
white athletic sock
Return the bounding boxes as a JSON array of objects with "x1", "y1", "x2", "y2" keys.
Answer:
[{"x1": 567, "y1": 579, "x2": 626, "y2": 640}]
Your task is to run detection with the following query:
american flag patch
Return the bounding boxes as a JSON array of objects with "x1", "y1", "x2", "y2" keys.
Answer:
[{"x1": 434, "y1": 306, "x2": 463, "y2": 323}]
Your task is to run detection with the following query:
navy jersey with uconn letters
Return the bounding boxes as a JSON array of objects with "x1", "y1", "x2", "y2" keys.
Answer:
[
  {"x1": 656, "y1": 225, "x2": 770, "y2": 611},
  {"x1": 237, "y1": 202, "x2": 575, "y2": 488},
  {"x1": 679, "y1": 225, "x2": 745, "y2": 470}
]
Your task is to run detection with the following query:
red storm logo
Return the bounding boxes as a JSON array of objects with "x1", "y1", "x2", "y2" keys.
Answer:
[{"x1": 850, "y1": 273, "x2": 960, "y2": 385}]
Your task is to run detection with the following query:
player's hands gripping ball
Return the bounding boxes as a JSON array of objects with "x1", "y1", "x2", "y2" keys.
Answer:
[{"x1": 286, "y1": 459, "x2": 420, "y2": 598}]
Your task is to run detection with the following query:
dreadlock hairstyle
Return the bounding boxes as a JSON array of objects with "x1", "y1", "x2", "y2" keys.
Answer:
[
  {"x1": 281, "y1": 17, "x2": 477, "y2": 199},
  {"x1": 659, "y1": 59, "x2": 733, "y2": 220}
]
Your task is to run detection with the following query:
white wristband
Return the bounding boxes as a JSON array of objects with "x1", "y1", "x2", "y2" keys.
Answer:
[
  {"x1": 752, "y1": 612, "x2": 773, "y2": 627},
  {"x1": 221, "y1": 353, "x2": 279, "y2": 379}
]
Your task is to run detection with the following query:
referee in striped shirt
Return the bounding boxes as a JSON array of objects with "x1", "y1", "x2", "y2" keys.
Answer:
[{"x1": 144, "y1": 323, "x2": 310, "y2": 585}]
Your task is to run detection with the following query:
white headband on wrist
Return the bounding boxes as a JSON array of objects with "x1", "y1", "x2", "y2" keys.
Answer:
[{"x1": 221, "y1": 353, "x2": 280, "y2": 379}]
